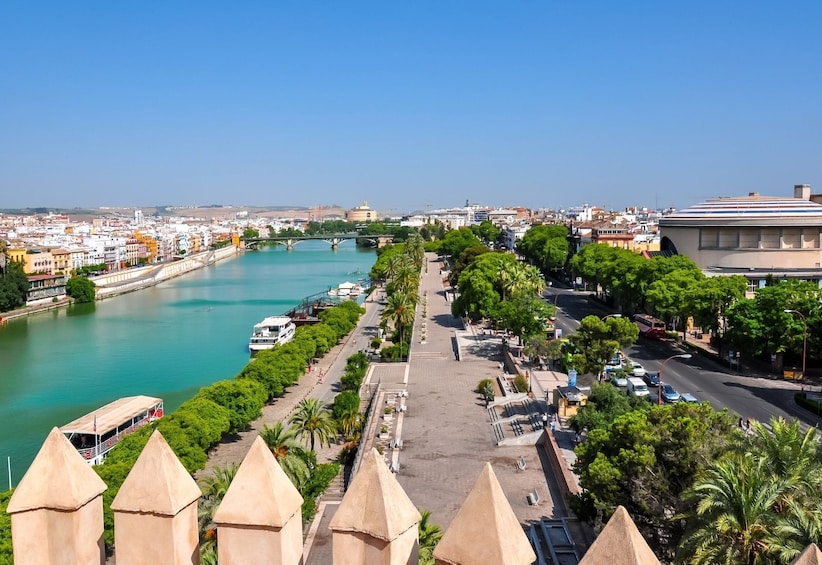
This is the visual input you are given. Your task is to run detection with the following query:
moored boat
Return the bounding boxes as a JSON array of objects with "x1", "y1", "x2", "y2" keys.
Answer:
[
  {"x1": 60, "y1": 395, "x2": 164, "y2": 465},
  {"x1": 249, "y1": 315, "x2": 296, "y2": 352}
]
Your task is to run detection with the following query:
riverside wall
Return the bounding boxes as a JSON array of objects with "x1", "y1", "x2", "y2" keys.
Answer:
[{"x1": 94, "y1": 245, "x2": 239, "y2": 299}]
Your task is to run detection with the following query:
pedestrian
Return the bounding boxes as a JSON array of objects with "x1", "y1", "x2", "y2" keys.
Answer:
[
  {"x1": 738, "y1": 417, "x2": 744, "y2": 428},
  {"x1": 746, "y1": 417, "x2": 751, "y2": 431},
  {"x1": 574, "y1": 432, "x2": 581, "y2": 446}
]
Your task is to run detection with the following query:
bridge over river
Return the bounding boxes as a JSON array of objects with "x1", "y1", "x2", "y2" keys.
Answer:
[{"x1": 242, "y1": 232, "x2": 394, "y2": 250}]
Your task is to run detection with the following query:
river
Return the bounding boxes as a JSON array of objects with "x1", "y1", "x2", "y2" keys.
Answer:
[{"x1": 0, "y1": 242, "x2": 376, "y2": 486}]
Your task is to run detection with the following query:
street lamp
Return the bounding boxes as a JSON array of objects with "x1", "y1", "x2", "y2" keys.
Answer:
[
  {"x1": 784, "y1": 309, "x2": 807, "y2": 383},
  {"x1": 601, "y1": 313, "x2": 622, "y2": 321},
  {"x1": 658, "y1": 353, "x2": 693, "y2": 405}
]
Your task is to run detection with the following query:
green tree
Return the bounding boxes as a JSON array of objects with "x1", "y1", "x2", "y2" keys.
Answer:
[
  {"x1": 452, "y1": 252, "x2": 518, "y2": 320},
  {"x1": 471, "y1": 220, "x2": 501, "y2": 245},
  {"x1": 570, "y1": 243, "x2": 620, "y2": 297},
  {"x1": 440, "y1": 227, "x2": 482, "y2": 259},
  {"x1": 572, "y1": 402, "x2": 736, "y2": 559},
  {"x1": 726, "y1": 280, "x2": 822, "y2": 362},
  {"x1": 289, "y1": 398, "x2": 336, "y2": 452},
  {"x1": 496, "y1": 296, "x2": 553, "y2": 344},
  {"x1": 260, "y1": 421, "x2": 311, "y2": 488},
  {"x1": 449, "y1": 244, "x2": 490, "y2": 287},
  {"x1": 418, "y1": 510, "x2": 444, "y2": 565},
  {"x1": 687, "y1": 275, "x2": 747, "y2": 345},
  {"x1": 517, "y1": 224, "x2": 569, "y2": 272},
  {"x1": 66, "y1": 276, "x2": 96, "y2": 303},
  {"x1": 0, "y1": 260, "x2": 28, "y2": 311},
  {"x1": 646, "y1": 267, "x2": 705, "y2": 336},
  {"x1": 196, "y1": 379, "x2": 267, "y2": 434},
  {"x1": 567, "y1": 315, "x2": 638, "y2": 377},
  {"x1": 571, "y1": 382, "x2": 642, "y2": 432},
  {"x1": 477, "y1": 379, "x2": 495, "y2": 406},
  {"x1": 198, "y1": 464, "x2": 239, "y2": 553},
  {"x1": 242, "y1": 227, "x2": 259, "y2": 239},
  {"x1": 381, "y1": 292, "x2": 415, "y2": 359},
  {"x1": 0, "y1": 489, "x2": 13, "y2": 563}
]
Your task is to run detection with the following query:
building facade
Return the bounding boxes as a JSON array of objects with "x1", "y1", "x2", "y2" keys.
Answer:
[{"x1": 659, "y1": 184, "x2": 822, "y2": 290}]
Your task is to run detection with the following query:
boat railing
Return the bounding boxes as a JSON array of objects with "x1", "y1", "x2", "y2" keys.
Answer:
[{"x1": 75, "y1": 412, "x2": 157, "y2": 462}]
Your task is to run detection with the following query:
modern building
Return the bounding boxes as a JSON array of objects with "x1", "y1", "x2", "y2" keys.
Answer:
[{"x1": 659, "y1": 184, "x2": 822, "y2": 291}]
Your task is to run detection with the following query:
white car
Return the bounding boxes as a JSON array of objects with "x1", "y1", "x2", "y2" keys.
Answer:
[{"x1": 629, "y1": 362, "x2": 646, "y2": 377}]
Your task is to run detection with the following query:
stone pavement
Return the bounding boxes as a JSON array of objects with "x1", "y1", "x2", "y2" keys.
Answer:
[
  {"x1": 391, "y1": 255, "x2": 571, "y2": 529},
  {"x1": 303, "y1": 253, "x2": 590, "y2": 563}
]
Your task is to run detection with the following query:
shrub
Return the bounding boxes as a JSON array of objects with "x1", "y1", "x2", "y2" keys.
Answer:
[
  {"x1": 513, "y1": 374, "x2": 529, "y2": 393},
  {"x1": 371, "y1": 337, "x2": 382, "y2": 349}
]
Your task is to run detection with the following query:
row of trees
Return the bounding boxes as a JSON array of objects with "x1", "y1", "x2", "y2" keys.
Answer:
[
  {"x1": 371, "y1": 234, "x2": 425, "y2": 361},
  {"x1": 570, "y1": 242, "x2": 822, "y2": 368},
  {"x1": 570, "y1": 383, "x2": 822, "y2": 563}
]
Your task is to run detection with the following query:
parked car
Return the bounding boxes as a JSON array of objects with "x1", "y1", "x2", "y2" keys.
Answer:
[
  {"x1": 629, "y1": 362, "x2": 646, "y2": 377},
  {"x1": 626, "y1": 377, "x2": 650, "y2": 398},
  {"x1": 660, "y1": 384, "x2": 680, "y2": 403},
  {"x1": 642, "y1": 372, "x2": 660, "y2": 387},
  {"x1": 610, "y1": 373, "x2": 628, "y2": 388},
  {"x1": 679, "y1": 392, "x2": 699, "y2": 403}
]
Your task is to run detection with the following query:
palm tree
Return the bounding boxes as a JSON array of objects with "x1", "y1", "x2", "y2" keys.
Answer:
[
  {"x1": 198, "y1": 463, "x2": 239, "y2": 554},
  {"x1": 380, "y1": 292, "x2": 416, "y2": 361},
  {"x1": 387, "y1": 254, "x2": 415, "y2": 280},
  {"x1": 748, "y1": 418, "x2": 822, "y2": 488},
  {"x1": 406, "y1": 233, "x2": 425, "y2": 269},
  {"x1": 392, "y1": 264, "x2": 420, "y2": 296},
  {"x1": 260, "y1": 421, "x2": 311, "y2": 488},
  {"x1": 679, "y1": 453, "x2": 790, "y2": 564},
  {"x1": 418, "y1": 510, "x2": 443, "y2": 565},
  {"x1": 289, "y1": 398, "x2": 337, "y2": 452}
]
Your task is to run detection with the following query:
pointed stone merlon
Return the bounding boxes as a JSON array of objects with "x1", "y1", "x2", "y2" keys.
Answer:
[
  {"x1": 433, "y1": 463, "x2": 535, "y2": 565},
  {"x1": 111, "y1": 430, "x2": 201, "y2": 565},
  {"x1": 330, "y1": 448, "x2": 421, "y2": 565},
  {"x1": 213, "y1": 436, "x2": 304, "y2": 565},
  {"x1": 578, "y1": 505, "x2": 660, "y2": 565},
  {"x1": 792, "y1": 543, "x2": 822, "y2": 565},
  {"x1": 7, "y1": 428, "x2": 108, "y2": 565}
]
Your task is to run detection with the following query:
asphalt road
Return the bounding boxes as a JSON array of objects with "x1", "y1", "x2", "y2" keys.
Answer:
[{"x1": 546, "y1": 287, "x2": 822, "y2": 430}]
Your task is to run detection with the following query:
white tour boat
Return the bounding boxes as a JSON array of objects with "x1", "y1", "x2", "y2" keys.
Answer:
[
  {"x1": 60, "y1": 395, "x2": 164, "y2": 465},
  {"x1": 249, "y1": 315, "x2": 296, "y2": 352}
]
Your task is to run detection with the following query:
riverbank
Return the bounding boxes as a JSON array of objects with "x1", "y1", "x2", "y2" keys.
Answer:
[{"x1": 0, "y1": 245, "x2": 240, "y2": 321}]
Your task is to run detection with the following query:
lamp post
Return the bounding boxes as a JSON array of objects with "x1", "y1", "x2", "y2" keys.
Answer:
[
  {"x1": 658, "y1": 353, "x2": 693, "y2": 405},
  {"x1": 601, "y1": 313, "x2": 622, "y2": 321},
  {"x1": 784, "y1": 309, "x2": 807, "y2": 383}
]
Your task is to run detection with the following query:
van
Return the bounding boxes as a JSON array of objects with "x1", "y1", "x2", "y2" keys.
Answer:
[{"x1": 626, "y1": 377, "x2": 649, "y2": 398}]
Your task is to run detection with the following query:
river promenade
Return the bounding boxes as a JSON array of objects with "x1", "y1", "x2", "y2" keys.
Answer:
[{"x1": 299, "y1": 254, "x2": 589, "y2": 564}]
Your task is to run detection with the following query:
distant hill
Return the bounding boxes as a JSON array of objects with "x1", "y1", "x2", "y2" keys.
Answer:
[{"x1": 0, "y1": 204, "x2": 347, "y2": 221}]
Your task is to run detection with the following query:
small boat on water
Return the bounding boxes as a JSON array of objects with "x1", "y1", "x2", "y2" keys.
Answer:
[
  {"x1": 249, "y1": 315, "x2": 296, "y2": 352},
  {"x1": 60, "y1": 395, "x2": 164, "y2": 465},
  {"x1": 328, "y1": 280, "x2": 367, "y2": 298}
]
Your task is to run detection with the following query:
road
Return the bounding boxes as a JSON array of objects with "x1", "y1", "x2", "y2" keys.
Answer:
[{"x1": 546, "y1": 287, "x2": 822, "y2": 429}]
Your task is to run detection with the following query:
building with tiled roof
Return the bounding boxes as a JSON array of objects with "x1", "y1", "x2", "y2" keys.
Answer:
[{"x1": 659, "y1": 184, "x2": 822, "y2": 291}]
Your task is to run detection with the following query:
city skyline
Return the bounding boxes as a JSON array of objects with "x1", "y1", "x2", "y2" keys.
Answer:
[{"x1": 3, "y1": 2, "x2": 821, "y2": 213}]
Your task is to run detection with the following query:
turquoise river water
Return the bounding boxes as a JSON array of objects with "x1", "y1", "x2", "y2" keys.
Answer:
[{"x1": 0, "y1": 242, "x2": 376, "y2": 487}]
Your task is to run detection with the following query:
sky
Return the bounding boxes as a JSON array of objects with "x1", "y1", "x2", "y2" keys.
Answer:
[{"x1": 2, "y1": 2, "x2": 821, "y2": 214}]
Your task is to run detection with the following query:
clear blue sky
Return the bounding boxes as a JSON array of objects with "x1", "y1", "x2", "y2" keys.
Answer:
[{"x1": 2, "y1": 2, "x2": 821, "y2": 213}]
